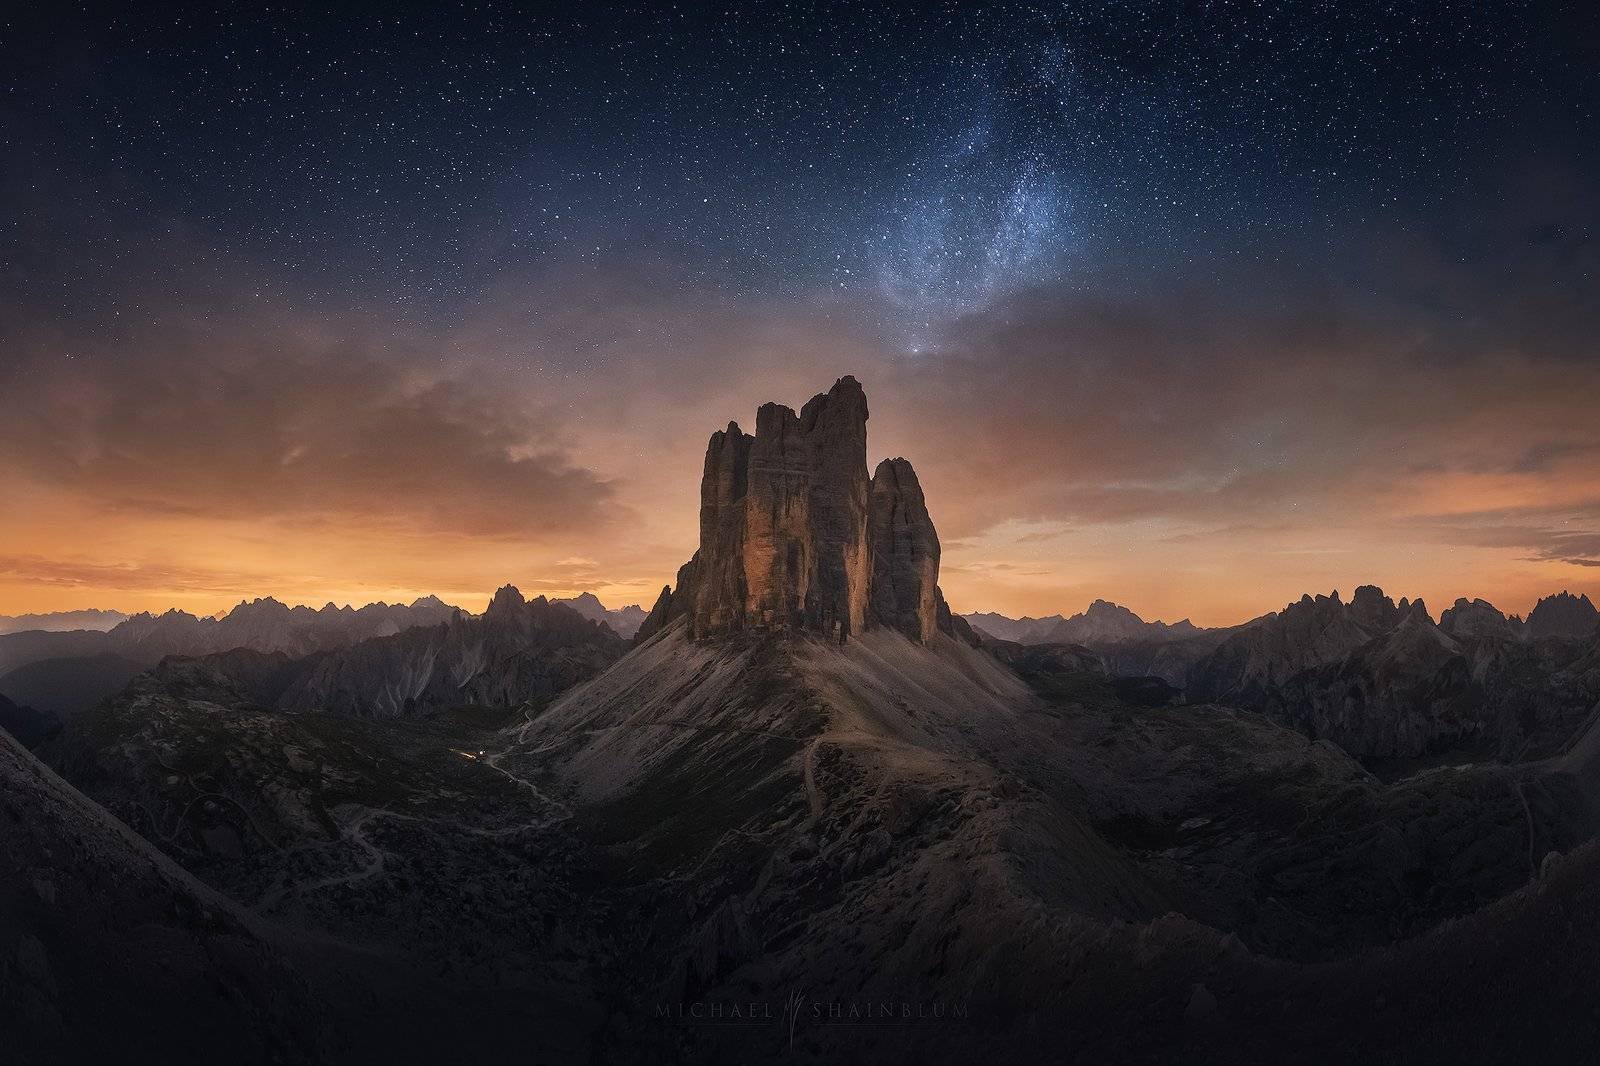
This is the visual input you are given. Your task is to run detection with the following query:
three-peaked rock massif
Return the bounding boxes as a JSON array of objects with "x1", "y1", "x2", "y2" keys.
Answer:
[{"x1": 639, "y1": 376, "x2": 958, "y2": 645}]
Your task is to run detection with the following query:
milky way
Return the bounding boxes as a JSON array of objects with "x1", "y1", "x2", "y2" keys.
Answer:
[{"x1": 8, "y1": 2, "x2": 1587, "y2": 342}]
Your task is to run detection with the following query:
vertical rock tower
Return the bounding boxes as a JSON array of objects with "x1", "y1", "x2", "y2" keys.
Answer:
[{"x1": 639, "y1": 376, "x2": 958, "y2": 644}]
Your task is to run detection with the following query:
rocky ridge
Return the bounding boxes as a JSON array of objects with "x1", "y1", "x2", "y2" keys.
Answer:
[
  {"x1": 0, "y1": 595, "x2": 465, "y2": 676},
  {"x1": 277, "y1": 586, "x2": 625, "y2": 717},
  {"x1": 1528, "y1": 591, "x2": 1600, "y2": 641},
  {"x1": 1187, "y1": 586, "x2": 1600, "y2": 761}
]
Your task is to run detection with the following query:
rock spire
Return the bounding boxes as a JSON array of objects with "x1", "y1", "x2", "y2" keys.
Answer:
[{"x1": 639, "y1": 376, "x2": 955, "y2": 643}]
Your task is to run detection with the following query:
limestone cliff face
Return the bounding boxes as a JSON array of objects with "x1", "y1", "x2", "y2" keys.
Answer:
[{"x1": 639, "y1": 376, "x2": 951, "y2": 644}]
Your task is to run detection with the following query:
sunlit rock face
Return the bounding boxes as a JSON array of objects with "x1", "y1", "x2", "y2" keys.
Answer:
[{"x1": 640, "y1": 376, "x2": 948, "y2": 644}]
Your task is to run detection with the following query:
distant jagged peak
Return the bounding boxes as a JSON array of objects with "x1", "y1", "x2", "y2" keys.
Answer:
[
  {"x1": 120, "y1": 606, "x2": 207, "y2": 625},
  {"x1": 1397, "y1": 596, "x2": 1431, "y2": 622},
  {"x1": 1043, "y1": 598, "x2": 1211, "y2": 646},
  {"x1": 486, "y1": 584, "x2": 528, "y2": 616},
  {"x1": 1438, "y1": 596, "x2": 1523, "y2": 641},
  {"x1": 964, "y1": 611, "x2": 1065, "y2": 625},
  {"x1": 962, "y1": 601, "x2": 1208, "y2": 645},
  {"x1": 550, "y1": 591, "x2": 648, "y2": 638},
  {"x1": 0, "y1": 607, "x2": 129, "y2": 635},
  {"x1": 228, "y1": 595, "x2": 290, "y2": 614},
  {"x1": 1275, "y1": 585, "x2": 1440, "y2": 633},
  {"x1": 1528, "y1": 590, "x2": 1600, "y2": 640},
  {"x1": 478, "y1": 584, "x2": 609, "y2": 632}
]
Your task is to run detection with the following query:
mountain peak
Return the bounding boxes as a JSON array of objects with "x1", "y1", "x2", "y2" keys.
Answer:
[
  {"x1": 1439, "y1": 597, "x2": 1521, "y2": 640},
  {"x1": 486, "y1": 584, "x2": 527, "y2": 618},
  {"x1": 1528, "y1": 590, "x2": 1600, "y2": 640},
  {"x1": 1085, "y1": 599, "x2": 1141, "y2": 620}
]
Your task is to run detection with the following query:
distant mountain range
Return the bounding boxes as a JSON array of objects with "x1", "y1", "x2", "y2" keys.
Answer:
[
  {"x1": 965, "y1": 590, "x2": 1600, "y2": 711},
  {"x1": 550, "y1": 591, "x2": 648, "y2": 638},
  {"x1": 964, "y1": 599, "x2": 1227, "y2": 684},
  {"x1": 967, "y1": 590, "x2": 1599, "y2": 648},
  {"x1": 0, "y1": 595, "x2": 463, "y2": 677},
  {"x1": 1, "y1": 590, "x2": 648, "y2": 670},
  {"x1": 965, "y1": 599, "x2": 1203, "y2": 646},
  {"x1": 1187, "y1": 586, "x2": 1600, "y2": 762},
  {"x1": 0, "y1": 586, "x2": 635, "y2": 742},
  {"x1": 0, "y1": 608, "x2": 129, "y2": 634},
  {"x1": 279, "y1": 585, "x2": 625, "y2": 716}
]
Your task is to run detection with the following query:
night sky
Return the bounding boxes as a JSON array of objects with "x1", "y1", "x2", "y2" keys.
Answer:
[{"x1": 2, "y1": 2, "x2": 1597, "y2": 624}]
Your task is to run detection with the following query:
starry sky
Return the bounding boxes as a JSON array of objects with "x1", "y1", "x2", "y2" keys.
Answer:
[{"x1": 2, "y1": 1, "x2": 1597, "y2": 624}]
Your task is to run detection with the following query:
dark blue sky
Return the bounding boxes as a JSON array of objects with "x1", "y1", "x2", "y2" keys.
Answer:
[{"x1": 6, "y1": 2, "x2": 1594, "y2": 347}]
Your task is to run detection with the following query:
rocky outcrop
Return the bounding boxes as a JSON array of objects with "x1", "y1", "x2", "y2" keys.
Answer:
[
  {"x1": 1528, "y1": 591, "x2": 1599, "y2": 641},
  {"x1": 645, "y1": 376, "x2": 955, "y2": 644}
]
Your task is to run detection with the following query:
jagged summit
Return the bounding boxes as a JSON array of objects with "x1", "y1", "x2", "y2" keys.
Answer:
[
  {"x1": 487, "y1": 583, "x2": 529, "y2": 616},
  {"x1": 552, "y1": 590, "x2": 648, "y2": 638},
  {"x1": 639, "y1": 376, "x2": 956, "y2": 644},
  {"x1": 1528, "y1": 590, "x2": 1600, "y2": 640},
  {"x1": 1439, "y1": 596, "x2": 1523, "y2": 640}
]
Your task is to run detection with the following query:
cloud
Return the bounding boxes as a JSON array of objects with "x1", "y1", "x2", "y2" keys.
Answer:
[
  {"x1": 1402, "y1": 503, "x2": 1600, "y2": 569},
  {"x1": 0, "y1": 339, "x2": 617, "y2": 539},
  {"x1": 3, "y1": 254, "x2": 1597, "y2": 622},
  {"x1": 858, "y1": 284, "x2": 1600, "y2": 549},
  {"x1": 0, "y1": 554, "x2": 278, "y2": 594}
]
